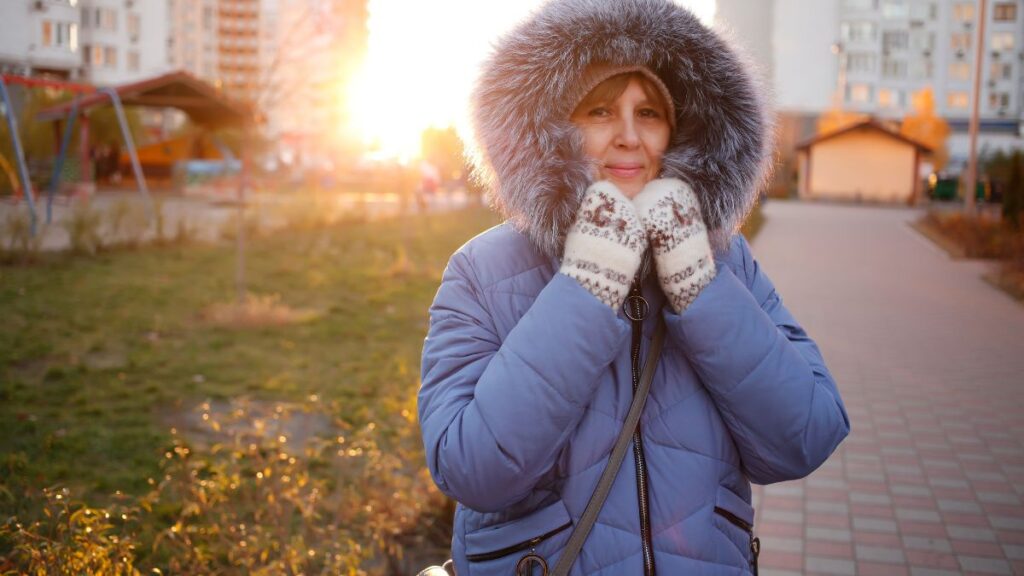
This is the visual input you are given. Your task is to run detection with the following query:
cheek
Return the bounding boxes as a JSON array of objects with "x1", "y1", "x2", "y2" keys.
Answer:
[{"x1": 579, "y1": 126, "x2": 611, "y2": 159}]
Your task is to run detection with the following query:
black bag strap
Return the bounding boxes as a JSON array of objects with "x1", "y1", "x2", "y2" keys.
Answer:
[{"x1": 550, "y1": 315, "x2": 666, "y2": 576}]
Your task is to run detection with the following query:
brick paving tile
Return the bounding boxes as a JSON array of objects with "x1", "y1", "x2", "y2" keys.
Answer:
[
  {"x1": 807, "y1": 513, "x2": 852, "y2": 528},
  {"x1": 751, "y1": 203, "x2": 1024, "y2": 576},
  {"x1": 903, "y1": 536, "x2": 953, "y2": 553},
  {"x1": 908, "y1": 568, "x2": 962, "y2": 576},
  {"x1": 805, "y1": 555, "x2": 857, "y2": 575},
  {"x1": 900, "y1": 521, "x2": 951, "y2": 537},
  {"x1": 858, "y1": 560, "x2": 910, "y2": 575},
  {"x1": 759, "y1": 550, "x2": 803, "y2": 571},
  {"x1": 952, "y1": 539, "x2": 1012, "y2": 558},
  {"x1": 805, "y1": 540, "x2": 854, "y2": 559},
  {"x1": 904, "y1": 549, "x2": 963, "y2": 569},
  {"x1": 957, "y1": 555, "x2": 1013, "y2": 574},
  {"x1": 855, "y1": 544, "x2": 907, "y2": 563}
]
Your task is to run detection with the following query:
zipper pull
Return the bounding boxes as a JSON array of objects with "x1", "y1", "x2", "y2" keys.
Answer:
[{"x1": 751, "y1": 536, "x2": 760, "y2": 576}]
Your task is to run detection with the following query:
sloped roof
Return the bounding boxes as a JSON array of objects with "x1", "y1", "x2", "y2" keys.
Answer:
[
  {"x1": 796, "y1": 118, "x2": 934, "y2": 153},
  {"x1": 36, "y1": 71, "x2": 255, "y2": 128}
]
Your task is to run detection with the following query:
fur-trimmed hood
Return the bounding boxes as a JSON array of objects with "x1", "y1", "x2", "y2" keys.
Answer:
[{"x1": 467, "y1": 0, "x2": 774, "y2": 258}]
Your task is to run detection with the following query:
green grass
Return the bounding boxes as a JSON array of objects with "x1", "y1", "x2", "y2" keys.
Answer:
[{"x1": 0, "y1": 206, "x2": 501, "y2": 516}]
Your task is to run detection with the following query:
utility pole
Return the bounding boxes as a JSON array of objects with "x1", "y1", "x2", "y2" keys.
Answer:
[{"x1": 964, "y1": 0, "x2": 987, "y2": 216}]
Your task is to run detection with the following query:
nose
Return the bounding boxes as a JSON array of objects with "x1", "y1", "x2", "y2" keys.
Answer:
[{"x1": 613, "y1": 117, "x2": 640, "y2": 149}]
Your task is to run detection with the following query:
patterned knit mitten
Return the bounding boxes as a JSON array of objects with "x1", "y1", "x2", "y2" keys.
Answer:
[
  {"x1": 560, "y1": 181, "x2": 648, "y2": 310},
  {"x1": 633, "y1": 178, "x2": 717, "y2": 314}
]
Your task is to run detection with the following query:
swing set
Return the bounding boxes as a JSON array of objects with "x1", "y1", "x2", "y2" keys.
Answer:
[{"x1": 1, "y1": 71, "x2": 254, "y2": 235}]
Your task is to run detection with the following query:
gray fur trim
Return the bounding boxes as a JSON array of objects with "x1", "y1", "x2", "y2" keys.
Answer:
[{"x1": 466, "y1": 0, "x2": 775, "y2": 259}]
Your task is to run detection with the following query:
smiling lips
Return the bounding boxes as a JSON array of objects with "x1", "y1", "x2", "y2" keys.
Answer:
[{"x1": 604, "y1": 163, "x2": 645, "y2": 180}]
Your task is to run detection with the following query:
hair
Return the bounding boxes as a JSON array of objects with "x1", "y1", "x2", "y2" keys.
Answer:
[{"x1": 571, "y1": 72, "x2": 672, "y2": 123}]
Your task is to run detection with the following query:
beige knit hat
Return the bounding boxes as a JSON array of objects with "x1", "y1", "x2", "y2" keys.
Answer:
[{"x1": 571, "y1": 63, "x2": 677, "y2": 130}]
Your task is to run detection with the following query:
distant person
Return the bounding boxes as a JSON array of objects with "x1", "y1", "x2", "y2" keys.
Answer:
[{"x1": 418, "y1": 1, "x2": 849, "y2": 575}]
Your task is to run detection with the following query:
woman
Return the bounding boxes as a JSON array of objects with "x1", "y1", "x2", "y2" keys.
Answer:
[{"x1": 419, "y1": 1, "x2": 850, "y2": 574}]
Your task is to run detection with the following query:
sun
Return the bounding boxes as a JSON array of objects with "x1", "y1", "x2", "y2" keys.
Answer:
[{"x1": 345, "y1": 0, "x2": 716, "y2": 162}]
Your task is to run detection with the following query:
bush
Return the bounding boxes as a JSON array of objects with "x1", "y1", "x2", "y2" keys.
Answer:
[
  {"x1": 106, "y1": 199, "x2": 149, "y2": 248},
  {"x1": 0, "y1": 487, "x2": 141, "y2": 575},
  {"x1": 63, "y1": 201, "x2": 103, "y2": 255},
  {"x1": 0, "y1": 400, "x2": 450, "y2": 575},
  {"x1": 1, "y1": 210, "x2": 43, "y2": 262}
]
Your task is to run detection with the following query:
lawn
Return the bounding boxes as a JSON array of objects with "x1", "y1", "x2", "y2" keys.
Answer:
[{"x1": 0, "y1": 204, "x2": 500, "y2": 572}]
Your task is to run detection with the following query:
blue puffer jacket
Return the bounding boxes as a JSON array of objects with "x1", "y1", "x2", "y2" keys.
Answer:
[{"x1": 419, "y1": 223, "x2": 849, "y2": 575}]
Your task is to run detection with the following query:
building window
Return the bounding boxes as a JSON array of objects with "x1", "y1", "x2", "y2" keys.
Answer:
[
  {"x1": 994, "y1": 3, "x2": 1018, "y2": 21},
  {"x1": 910, "y1": 58, "x2": 933, "y2": 79},
  {"x1": 883, "y1": 30, "x2": 910, "y2": 51},
  {"x1": 992, "y1": 32, "x2": 1015, "y2": 51},
  {"x1": 842, "y1": 0, "x2": 877, "y2": 9},
  {"x1": 951, "y1": 32, "x2": 972, "y2": 52},
  {"x1": 953, "y1": 2, "x2": 976, "y2": 21},
  {"x1": 42, "y1": 21, "x2": 78, "y2": 50},
  {"x1": 101, "y1": 8, "x2": 117, "y2": 31},
  {"x1": 841, "y1": 21, "x2": 878, "y2": 42},
  {"x1": 848, "y1": 83, "x2": 873, "y2": 103},
  {"x1": 991, "y1": 61, "x2": 1013, "y2": 80},
  {"x1": 910, "y1": 30, "x2": 934, "y2": 51},
  {"x1": 848, "y1": 52, "x2": 877, "y2": 73},
  {"x1": 949, "y1": 61, "x2": 971, "y2": 80},
  {"x1": 128, "y1": 51, "x2": 140, "y2": 72},
  {"x1": 883, "y1": 58, "x2": 908, "y2": 78},
  {"x1": 878, "y1": 88, "x2": 897, "y2": 107},
  {"x1": 104, "y1": 46, "x2": 117, "y2": 68},
  {"x1": 989, "y1": 92, "x2": 1010, "y2": 109},
  {"x1": 882, "y1": 0, "x2": 910, "y2": 19},
  {"x1": 128, "y1": 13, "x2": 140, "y2": 38},
  {"x1": 910, "y1": 1, "x2": 937, "y2": 19},
  {"x1": 82, "y1": 43, "x2": 91, "y2": 65},
  {"x1": 947, "y1": 91, "x2": 969, "y2": 109}
]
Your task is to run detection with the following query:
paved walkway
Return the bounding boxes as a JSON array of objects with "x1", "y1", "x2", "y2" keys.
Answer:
[{"x1": 749, "y1": 201, "x2": 1024, "y2": 576}]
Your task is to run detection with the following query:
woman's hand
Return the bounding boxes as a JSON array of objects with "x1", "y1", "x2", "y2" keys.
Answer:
[
  {"x1": 560, "y1": 181, "x2": 648, "y2": 310},
  {"x1": 633, "y1": 178, "x2": 717, "y2": 314}
]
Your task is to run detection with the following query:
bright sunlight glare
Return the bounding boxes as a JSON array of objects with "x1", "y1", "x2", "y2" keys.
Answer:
[{"x1": 346, "y1": 0, "x2": 717, "y2": 162}]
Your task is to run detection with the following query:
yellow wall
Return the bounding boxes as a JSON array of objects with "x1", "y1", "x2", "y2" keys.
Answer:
[{"x1": 805, "y1": 128, "x2": 918, "y2": 203}]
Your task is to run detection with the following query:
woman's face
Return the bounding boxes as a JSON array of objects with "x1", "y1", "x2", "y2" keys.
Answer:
[{"x1": 571, "y1": 77, "x2": 671, "y2": 198}]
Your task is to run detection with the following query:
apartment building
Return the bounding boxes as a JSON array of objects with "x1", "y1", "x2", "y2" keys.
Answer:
[
  {"x1": 718, "y1": 0, "x2": 1024, "y2": 173},
  {"x1": 78, "y1": 0, "x2": 168, "y2": 85},
  {"x1": 0, "y1": 0, "x2": 83, "y2": 79}
]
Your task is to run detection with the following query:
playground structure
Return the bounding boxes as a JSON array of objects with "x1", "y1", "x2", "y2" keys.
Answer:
[{"x1": 1, "y1": 71, "x2": 254, "y2": 235}]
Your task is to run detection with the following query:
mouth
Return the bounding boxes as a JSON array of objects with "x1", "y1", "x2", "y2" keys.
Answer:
[{"x1": 603, "y1": 163, "x2": 645, "y2": 180}]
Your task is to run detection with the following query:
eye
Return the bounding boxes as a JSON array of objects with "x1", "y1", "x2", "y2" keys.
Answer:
[
  {"x1": 638, "y1": 107, "x2": 663, "y2": 119},
  {"x1": 586, "y1": 106, "x2": 612, "y2": 118}
]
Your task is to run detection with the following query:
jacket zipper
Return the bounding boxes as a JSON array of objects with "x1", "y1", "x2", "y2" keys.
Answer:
[
  {"x1": 714, "y1": 507, "x2": 761, "y2": 575},
  {"x1": 628, "y1": 254, "x2": 656, "y2": 576},
  {"x1": 464, "y1": 520, "x2": 572, "y2": 562}
]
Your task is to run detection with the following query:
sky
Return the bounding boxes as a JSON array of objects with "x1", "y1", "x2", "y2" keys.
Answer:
[{"x1": 347, "y1": 0, "x2": 717, "y2": 161}]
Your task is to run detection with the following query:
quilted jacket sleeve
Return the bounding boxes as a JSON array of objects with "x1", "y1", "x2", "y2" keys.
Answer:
[
  {"x1": 419, "y1": 250, "x2": 630, "y2": 512},
  {"x1": 665, "y1": 235, "x2": 849, "y2": 484}
]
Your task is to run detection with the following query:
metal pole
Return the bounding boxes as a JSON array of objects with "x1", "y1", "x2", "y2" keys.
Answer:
[
  {"x1": 236, "y1": 143, "x2": 247, "y2": 304},
  {"x1": 0, "y1": 76, "x2": 38, "y2": 235},
  {"x1": 100, "y1": 87, "x2": 153, "y2": 219},
  {"x1": 48, "y1": 98, "x2": 79, "y2": 224},
  {"x1": 964, "y1": 0, "x2": 987, "y2": 216}
]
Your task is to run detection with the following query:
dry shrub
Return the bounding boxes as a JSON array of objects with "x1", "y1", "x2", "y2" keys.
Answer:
[
  {"x1": 219, "y1": 209, "x2": 262, "y2": 242},
  {"x1": 106, "y1": 199, "x2": 149, "y2": 248},
  {"x1": 1, "y1": 399, "x2": 450, "y2": 575},
  {"x1": 0, "y1": 487, "x2": 140, "y2": 575},
  {"x1": 1, "y1": 210, "x2": 43, "y2": 262},
  {"x1": 921, "y1": 211, "x2": 1020, "y2": 258},
  {"x1": 281, "y1": 194, "x2": 340, "y2": 230},
  {"x1": 202, "y1": 293, "x2": 320, "y2": 328},
  {"x1": 146, "y1": 398, "x2": 445, "y2": 574},
  {"x1": 63, "y1": 201, "x2": 103, "y2": 255}
]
